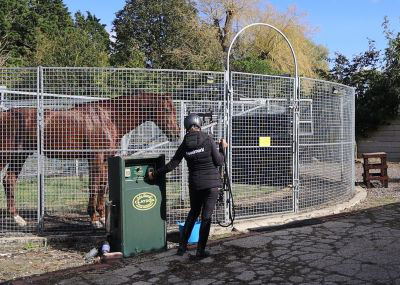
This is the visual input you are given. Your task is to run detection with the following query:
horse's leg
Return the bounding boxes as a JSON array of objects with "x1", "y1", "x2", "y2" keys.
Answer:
[
  {"x1": 96, "y1": 161, "x2": 108, "y2": 226},
  {"x1": 3, "y1": 154, "x2": 29, "y2": 227},
  {"x1": 88, "y1": 157, "x2": 102, "y2": 228},
  {"x1": 88, "y1": 160, "x2": 99, "y2": 228}
]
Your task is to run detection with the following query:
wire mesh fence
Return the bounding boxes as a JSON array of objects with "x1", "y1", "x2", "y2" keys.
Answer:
[
  {"x1": 298, "y1": 78, "x2": 355, "y2": 210},
  {"x1": 0, "y1": 68, "x2": 39, "y2": 233},
  {"x1": 230, "y1": 72, "x2": 294, "y2": 218},
  {"x1": 0, "y1": 67, "x2": 354, "y2": 235}
]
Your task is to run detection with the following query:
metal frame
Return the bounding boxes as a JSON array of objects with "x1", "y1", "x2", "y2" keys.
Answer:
[
  {"x1": 225, "y1": 23, "x2": 300, "y2": 214},
  {"x1": 0, "y1": 64, "x2": 355, "y2": 234}
]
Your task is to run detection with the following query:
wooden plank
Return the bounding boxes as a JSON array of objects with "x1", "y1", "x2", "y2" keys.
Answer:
[
  {"x1": 362, "y1": 152, "x2": 386, "y2": 157},
  {"x1": 363, "y1": 164, "x2": 388, "y2": 170},
  {"x1": 358, "y1": 153, "x2": 400, "y2": 162}
]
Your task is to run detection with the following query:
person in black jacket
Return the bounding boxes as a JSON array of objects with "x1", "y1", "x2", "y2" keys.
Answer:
[{"x1": 148, "y1": 113, "x2": 227, "y2": 258}]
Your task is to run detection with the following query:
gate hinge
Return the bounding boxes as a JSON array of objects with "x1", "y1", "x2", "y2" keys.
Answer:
[
  {"x1": 289, "y1": 100, "x2": 300, "y2": 111},
  {"x1": 293, "y1": 179, "x2": 300, "y2": 192}
]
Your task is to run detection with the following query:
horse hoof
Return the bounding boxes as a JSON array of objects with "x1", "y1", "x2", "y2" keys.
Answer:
[
  {"x1": 92, "y1": 221, "x2": 103, "y2": 229},
  {"x1": 99, "y1": 217, "x2": 106, "y2": 226},
  {"x1": 14, "y1": 215, "x2": 27, "y2": 227}
]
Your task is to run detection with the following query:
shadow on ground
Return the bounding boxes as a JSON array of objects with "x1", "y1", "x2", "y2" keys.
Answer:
[{"x1": 6, "y1": 201, "x2": 400, "y2": 285}]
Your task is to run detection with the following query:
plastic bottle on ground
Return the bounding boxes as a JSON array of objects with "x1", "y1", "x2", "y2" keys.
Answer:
[
  {"x1": 85, "y1": 247, "x2": 99, "y2": 260},
  {"x1": 101, "y1": 241, "x2": 110, "y2": 254}
]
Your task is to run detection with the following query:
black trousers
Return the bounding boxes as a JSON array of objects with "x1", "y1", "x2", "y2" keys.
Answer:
[
  {"x1": 189, "y1": 187, "x2": 219, "y2": 220},
  {"x1": 180, "y1": 188, "x2": 219, "y2": 251}
]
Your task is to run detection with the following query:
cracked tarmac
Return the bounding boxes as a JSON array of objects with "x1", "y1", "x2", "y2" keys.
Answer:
[{"x1": 9, "y1": 201, "x2": 400, "y2": 285}]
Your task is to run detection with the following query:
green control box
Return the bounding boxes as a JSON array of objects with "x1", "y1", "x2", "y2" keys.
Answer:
[{"x1": 107, "y1": 154, "x2": 166, "y2": 257}]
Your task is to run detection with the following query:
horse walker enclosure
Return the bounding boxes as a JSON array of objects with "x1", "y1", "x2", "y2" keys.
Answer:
[
  {"x1": 0, "y1": 66, "x2": 355, "y2": 234},
  {"x1": 0, "y1": 25, "x2": 355, "y2": 235}
]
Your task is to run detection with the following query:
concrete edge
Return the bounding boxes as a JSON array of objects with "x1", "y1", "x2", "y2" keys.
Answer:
[
  {"x1": 1, "y1": 186, "x2": 366, "y2": 246},
  {"x1": 212, "y1": 185, "x2": 367, "y2": 236},
  {"x1": 0, "y1": 236, "x2": 47, "y2": 247},
  {"x1": 0, "y1": 234, "x2": 106, "y2": 247}
]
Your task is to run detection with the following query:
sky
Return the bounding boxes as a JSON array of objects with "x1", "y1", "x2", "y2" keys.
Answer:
[{"x1": 63, "y1": 0, "x2": 400, "y2": 60}]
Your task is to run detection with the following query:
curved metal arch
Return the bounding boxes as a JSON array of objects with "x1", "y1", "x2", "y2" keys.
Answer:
[
  {"x1": 224, "y1": 23, "x2": 301, "y2": 214},
  {"x1": 225, "y1": 22, "x2": 299, "y2": 91}
]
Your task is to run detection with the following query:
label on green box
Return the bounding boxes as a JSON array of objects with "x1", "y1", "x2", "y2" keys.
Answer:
[{"x1": 132, "y1": 192, "x2": 157, "y2": 211}]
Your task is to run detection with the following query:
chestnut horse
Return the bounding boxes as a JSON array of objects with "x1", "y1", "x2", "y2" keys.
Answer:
[{"x1": 0, "y1": 92, "x2": 180, "y2": 228}]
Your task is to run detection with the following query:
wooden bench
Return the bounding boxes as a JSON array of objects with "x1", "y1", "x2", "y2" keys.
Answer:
[{"x1": 362, "y1": 152, "x2": 388, "y2": 188}]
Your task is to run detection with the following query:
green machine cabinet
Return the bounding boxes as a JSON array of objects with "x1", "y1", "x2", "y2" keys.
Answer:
[{"x1": 107, "y1": 154, "x2": 166, "y2": 257}]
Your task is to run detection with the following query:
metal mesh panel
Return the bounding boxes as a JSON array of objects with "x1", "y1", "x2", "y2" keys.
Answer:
[
  {"x1": 0, "y1": 68, "x2": 39, "y2": 233},
  {"x1": 299, "y1": 78, "x2": 355, "y2": 210},
  {"x1": 230, "y1": 72, "x2": 294, "y2": 218},
  {"x1": 40, "y1": 68, "x2": 224, "y2": 231},
  {"x1": 0, "y1": 67, "x2": 355, "y2": 235}
]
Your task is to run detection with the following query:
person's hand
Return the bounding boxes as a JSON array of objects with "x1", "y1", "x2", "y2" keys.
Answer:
[
  {"x1": 220, "y1": 139, "x2": 228, "y2": 149},
  {"x1": 147, "y1": 171, "x2": 154, "y2": 180}
]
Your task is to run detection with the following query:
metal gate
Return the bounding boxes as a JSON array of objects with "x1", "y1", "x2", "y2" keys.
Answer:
[{"x1": 229, "y1": 73, "x2": 295, "y2": 218}]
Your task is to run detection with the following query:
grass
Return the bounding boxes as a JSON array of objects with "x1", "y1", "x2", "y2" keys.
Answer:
[
  {"x1": 23, "y1": 241, "x2": 42, "y2": 250},
  {"x1": 166, "y1": 181, "x2": 280, "y2": 208},
  {"x1": 0, "y1": 176, "x2": 89, "y2": 211},
  {"x1": 0, "y1": 175, "x2": 282, "y2": 212}
]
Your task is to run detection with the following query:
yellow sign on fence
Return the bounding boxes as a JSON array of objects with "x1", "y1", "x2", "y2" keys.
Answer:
[{"x1": 259, "y1": 137, "x2": 271, "y2": 147}]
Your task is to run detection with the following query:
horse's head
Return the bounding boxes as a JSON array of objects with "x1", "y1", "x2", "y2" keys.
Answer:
[
  {"x1": 149, "y1": 93, "x2": 180, "y2": 141},
  {"x1": 107, "y1": 93, "x2": 180, "y2": 141}
]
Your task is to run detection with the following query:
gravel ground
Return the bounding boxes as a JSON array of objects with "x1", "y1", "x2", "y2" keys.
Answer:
[
  {"x1": 1, "y1": 161, "x2": 399, "y2": 283},
  {"x1": 0, "y1": 239, "x2": 95, "y2": 282},
  {"x1": 349, "y1": 160, "x2": 400, "y2": 211}
]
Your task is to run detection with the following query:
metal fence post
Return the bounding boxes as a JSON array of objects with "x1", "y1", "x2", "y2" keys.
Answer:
[
  {"x1": 225, "y1": 70, "x2": 233, "y2": 224},
  {"x1": 0, "y1": 85, "x2": 6, "y2": 110},
  {"x1": 340, "y1": 96, "x2": 344, "y2": 181},
  {"x1": 180, "y1": 101, "x2": 187, "y2": 202},
  {"x1": 292, "y1": 77, "x2": 300, "y2": 213},
  {"x1": 37, "y1": 66, "x2": 45, "y2": 231},
  {"x1": 36, "y1": 67, "x2": 40, "y2": 229},
  {"x1": 352, "y1": 87, "x2": 356, "y2": 193}
]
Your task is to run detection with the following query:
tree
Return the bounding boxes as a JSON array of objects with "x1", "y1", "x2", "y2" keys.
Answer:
[
  {"x1": 30, "y1": 0, "x2": 73, "y2": 36},
  {"x1": 328, "y1": 34, "x2": 400, "y2": 138},
  {"x1": 112, "y1": 0, "x2": 194, "y2": 68},
  {"x1": 31, "y1": 12, "x2": 110, "y2": 66},
  {"x1": 0, "y1": 0, "x2": 110, "y2": 66},
  {"x1": 74, "y1": 11, "x2": 110, "y2": 53},
  {"x1": 0, "y1": 35, "x2": 9, "y2": 66},
  {"x1": 0, "y1": 0, "x2": 35, "y2": 65},
  {"x1": 383, "y1": 17, "x2": 400, "y2": 84},
  {"x1": 0, "y1": 0, "x2": 73, "y2": 66},
  {"x1": 32, "y1": 29, "x2": 108, "y2": 67},
  {"x1": 111, "y1": 0, "x2": 223, "y2": 70},
  {"x1": 235, "y1": 4, "x2": 328, "y2": 77},
  {"x1": 197, "y1": 1, "x2": 329, "y2": 77},
  {"x1": 197, "y1": 0, "x2": 259, "y2": 53}
]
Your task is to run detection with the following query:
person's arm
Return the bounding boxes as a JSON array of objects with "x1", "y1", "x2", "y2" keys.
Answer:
[
  {"x1": 210, "y1": 137, "x2": 225, "y2": 167},
  {"x1": 152, "y1": 142, "x2": 185, "y2": 177}
]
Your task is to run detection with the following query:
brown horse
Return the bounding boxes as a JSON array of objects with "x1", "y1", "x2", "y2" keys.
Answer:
[{"x1": 0, "y1": 92, "x2": 180, "y2": 228}]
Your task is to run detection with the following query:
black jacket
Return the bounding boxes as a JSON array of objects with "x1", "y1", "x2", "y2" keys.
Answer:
[{"x1": 154, "y1": 131, "x2": 224, "y2": 191}]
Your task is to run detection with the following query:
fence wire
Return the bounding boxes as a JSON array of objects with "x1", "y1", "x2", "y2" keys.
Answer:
[
  {"x1": 0, "y1": 68, "x2": 354, "y2": 234},
  {"x1": 230, "y1": 72, "x2": 294, "y2": 218},
  {"x1": 0, "y1": 68, "x2": 39, "y2": 233},
  {"x1": 298, "y1": 78, "x2": 355, "y2": 210}
]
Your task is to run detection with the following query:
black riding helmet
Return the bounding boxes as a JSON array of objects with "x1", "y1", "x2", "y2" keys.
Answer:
[{"x1": 184, "y1": 113, "x2": 202, "y2": 131}]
